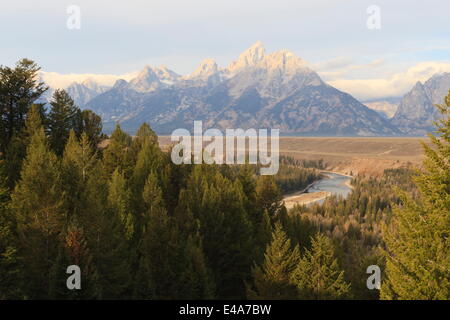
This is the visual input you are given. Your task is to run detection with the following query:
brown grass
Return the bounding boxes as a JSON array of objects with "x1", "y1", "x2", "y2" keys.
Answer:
[{"x1": 158, "y1": 136, "x2": 426, "y2": 176}]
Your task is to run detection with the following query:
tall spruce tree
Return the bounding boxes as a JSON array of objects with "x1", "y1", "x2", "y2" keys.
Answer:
[
  {"x1": 80, "y1": 109, "x2": 103, "y2": 147},
  {"x1": 10, "y1": 125, "x2": 65, "y2": 298},
  {"x1": 48, "y1": 89, "x2": 82, "y2": 155},
  {"x1": 256, "y1": 175, "x2": 283, "y2": 222},
  {"x1": 0, "y1": 59, "x2": 47, "y2": 153},
  {"x1": 247, "y1": 222, "x2": 300, "y2": 299},
  {"x1": 4, "y1": 104, "x2": 46, "y2": 189},
  {"x1": 382, "y1": 92, "x2": 450, "y2": 300},
  {"x1": 102, "y1": 124, "x2": 133, "y2": 176},
  {"x1": 108, "y1": 168, "x2": 134, "y2": 241},
  {"x1": 81, "y1": 161, "x2": 132, "y2": 299},
  {"x1": 291, "y1": 233, "x2": 350, "y2": 300},
  {"x1": 62, "y1": 131, "x2": 98, "y2": 221},
  {"x1": 134, "y1": 172, "x2": 214, "y2": 299},
  {"x1": 176, "y1": 165, "x2": 254, "y2": 298}
]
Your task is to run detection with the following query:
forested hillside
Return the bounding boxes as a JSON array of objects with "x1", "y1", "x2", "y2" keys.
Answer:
[{"x1": 0, "y1": 59, "x2": 448, "y2": 300}]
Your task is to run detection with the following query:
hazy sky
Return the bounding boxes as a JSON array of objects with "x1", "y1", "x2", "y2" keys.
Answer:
[{"x1": 1, "y1": 0, "x2": 450, "y2": 100}]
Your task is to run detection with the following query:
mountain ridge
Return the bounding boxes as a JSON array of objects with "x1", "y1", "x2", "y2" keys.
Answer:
[{"x1": 86, "y1": 42, "x2": 400, "y2": 136}]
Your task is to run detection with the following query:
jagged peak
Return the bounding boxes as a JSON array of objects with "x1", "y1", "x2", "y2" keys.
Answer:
[
  {"x1": 228, "y1": 41, "x2": 266, "y2": 73},
  {"x1": 136, "y1": 65, "x2": 158, "y2": 77},
  {"x1": 188, "y1": 58, "x2": 219, "y2": 79},
  {"x1": 263, "y1": 50, "x2": 309, "y2": 72},
  {"x1": 153, "y1": 65, "x2": 180, "y2": 80}
]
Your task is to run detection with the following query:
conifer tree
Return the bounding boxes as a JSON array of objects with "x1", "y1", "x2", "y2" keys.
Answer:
[
  {"x1": 134, "y1": 173, "x2": 170, "y2": 298},
  {"x1": 176, "y1": 166, "x2": 254, "y2": 298},
  {"x1": 135, "y1": 172, "x2": 215, "y2": 299},
  {"x1": 81, "y1": 162, "x2": 132, "y2": 299},
  {"x1": 108, "y1": 168, "x2": 134, "y2": 241},
  {"x1": 4, "y1": 104, "x2": 46, "y2": 189},
  {"x1": 238, "y1": 164, "x2": 258, "y2": 225},
  {"x1": 0, "y1": 59, "x2": 47, "y2": 153},
  {"x1": 247, "y1": 222, "x2": 300, "y2": 299},
  {"x1": 256, "y1": 175, "x2": 283, "y2": 221},
  {"x1": 102, "y1": 124, "x2": 133, "y2": 175},
  {"x1": 62, "y1": 131, "x2": 98, "y2": 221},
  {"x1": 48, "y1": 89, "x2": 82, "y2": 155},
  {"x1": 130, "y1": 137, "x2": 164, "y2": 227},
  {"x1": 131, "y1": 122, "x2": 158, "y2": 153},
  {"x1": 291, "y1": 233, "x2": 350, "y2": 300},
  {"x1": 10, "y1": 126, "x2": 65, "y2": 298},
  {"x1": 80, "y1": 109, "x2": 103, "y2": 147},
  {"x1": 382, "y1": 92, "x2": 450, "y2": 300}
]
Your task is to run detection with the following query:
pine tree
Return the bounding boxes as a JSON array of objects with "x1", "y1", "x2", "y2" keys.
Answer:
[
  {"x1": 10, "y1": 126, "x2": 66, "y2": 298},
  {"x1": 135, "y1": 172, "x2": 215, "y2": 299},
  {"x1": 62, "y1": 131, "x2": 98, "y2": 221},
  {"x1": 48, "y1": 89, "x2": 82, "y2": 155},
  {"x1": 108, "y1": 168, "x2": 134, "y2": 241},
  {"x1": 382, "y1": 92, "x2": 450, "y2": 300},
  {"x1": 130, "y1": 137, "x2": 164, "y2": 226},
  {"x1": 247, "y1": 222, "x2": 300, "y2": 299},
  {"x1": 0, "y1": 59, "x2": 47, "y2": 153},
  {"x1": 81, "y1": 162, "x2": 132, "y2": 299},
  {"x1": 134, "y1": 173, "x2": 170, "y2": 298},
  {"x1": 256, "y1": 175, "x2": 283, "y2": 222},
  {"x1": 175, "y1": 165, "x2": 254, "y2": 299},
  {"x1": 80, "y1": 109, "x2": 103, "y2": 147},
  {"x1": 131, "y1": 122, "x2": 158, "y2": 154},
  {"x1": 4, "y1": 104, "x2": 46, "y2": 189},
  {"x1": 238, "y1": 164, "x2": 258, "y2": 225},
  {"x1": 102, "y1": 124, "x2": 133, "y2": 175},
  {"x1": 291, "y1": 233, "x2": 350, "y2": 300}
]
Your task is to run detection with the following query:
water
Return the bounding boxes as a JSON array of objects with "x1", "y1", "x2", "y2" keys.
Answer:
[{"x1": 306, "y1": 172, "x2": 352, "y2": 205}]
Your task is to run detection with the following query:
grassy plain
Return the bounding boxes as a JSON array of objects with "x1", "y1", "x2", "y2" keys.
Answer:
[{"x1": 158, "y1": 136, "x2": 426, "y2": 176}]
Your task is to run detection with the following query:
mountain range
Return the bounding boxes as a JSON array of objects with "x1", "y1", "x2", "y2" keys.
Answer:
[
  {"x1": 390, "y1": 72, "x2": 450, "y2": 135},
  {"x1": 45, "y1": 42, "x2": 450, "y2": 136}
]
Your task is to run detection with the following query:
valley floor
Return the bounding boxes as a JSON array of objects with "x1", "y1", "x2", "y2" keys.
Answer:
[{"x1": 158, "y1": 136, "x2": 426, "y2": 176}]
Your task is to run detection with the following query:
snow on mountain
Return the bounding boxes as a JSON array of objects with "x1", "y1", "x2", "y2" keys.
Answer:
[{"x1": 86, "y1": 42, "x2": 399, "y2": 136}]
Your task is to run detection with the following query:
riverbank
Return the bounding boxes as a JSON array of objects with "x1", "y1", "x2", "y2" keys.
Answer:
[
  {"x1": 282, "y1": 171, "x2": 353, "y2": 208},
  {"x1": 284, "y1": 191, "x2": 331, "y2": 209}
]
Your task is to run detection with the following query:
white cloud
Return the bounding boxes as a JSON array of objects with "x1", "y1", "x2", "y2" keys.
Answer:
[
  {"x1": 40, "y1": 71, "x2": 138, "y2": 89},
  {"x1": 325, "y1": 61, "x2": 450, "y2": 100}
]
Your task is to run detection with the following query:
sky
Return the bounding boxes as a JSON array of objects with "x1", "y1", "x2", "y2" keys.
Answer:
[{"x1": 1, "y1": 0, "x2": 450, "y2": 100}]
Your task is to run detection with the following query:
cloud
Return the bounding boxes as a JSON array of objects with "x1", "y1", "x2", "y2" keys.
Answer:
[
  {"x1": 40, "y1": 71, "x2": 138, "y2": 89},
  {"x1": 325, "y1": 61, "x2": 450, "y2": 100}
]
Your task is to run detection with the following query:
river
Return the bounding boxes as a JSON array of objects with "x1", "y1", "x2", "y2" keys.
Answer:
[{"x1": 283, "y1": 172, "x2": 353, "y2": 208}]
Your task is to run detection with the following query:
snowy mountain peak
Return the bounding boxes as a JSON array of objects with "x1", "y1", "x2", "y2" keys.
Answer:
[
  {"x1": 128, "y1": 66, "x2": 161, "y2": 92},
  {"x1": 189, "y1": 58, "x2": 219, "y2": 79},
  {"x1": 153, "y1": 65, "x2": 180, "y2": 84},
  {"x1": 263, "y1": 50, "x2": 310, "y2": 73},
  {"x1": 228, "y1": 41, "x2": 266, "y2": 73}
]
